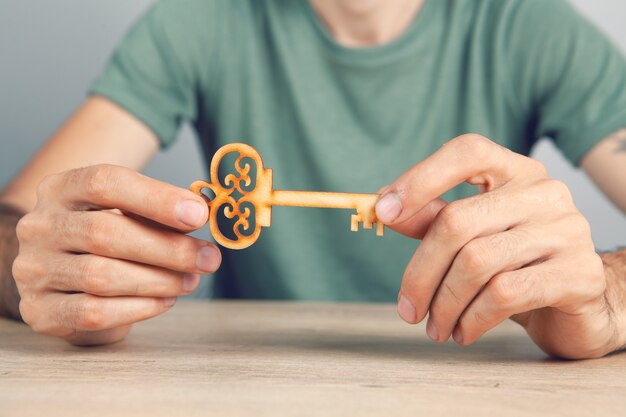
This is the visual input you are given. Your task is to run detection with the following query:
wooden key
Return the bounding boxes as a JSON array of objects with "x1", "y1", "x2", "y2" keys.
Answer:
[{"x1": 190, "y1": 143, "x2": 384, "y2": 249}]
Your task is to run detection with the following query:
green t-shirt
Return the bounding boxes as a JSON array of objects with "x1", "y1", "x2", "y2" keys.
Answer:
[{"x1": 90, "y1": 0, "x2": 626, "y2": 302}]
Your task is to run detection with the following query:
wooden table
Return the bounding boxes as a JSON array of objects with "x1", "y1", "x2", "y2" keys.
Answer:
[{"x1": 1, "y1": 301, "x2": 625, "y2": 416}]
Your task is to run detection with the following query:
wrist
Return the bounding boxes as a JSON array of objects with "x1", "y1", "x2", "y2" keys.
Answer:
[
  {"x1": 0, "y1": 203, "x2": 23, "y2": 321},
  {"x1": 600, "y1": 250, "x2": 626, "y2": 353}
]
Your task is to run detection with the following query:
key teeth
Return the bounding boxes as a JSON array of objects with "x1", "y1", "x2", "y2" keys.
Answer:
[
  {"x1": 351, "y1": 214, "x2": 385, "y2": 236},
  {"x1": 351, "y1": 214, "x2": 360, "y2": 232},
  {"x1": 376, "y1": 221, "x2": 384, "y2": 236}
]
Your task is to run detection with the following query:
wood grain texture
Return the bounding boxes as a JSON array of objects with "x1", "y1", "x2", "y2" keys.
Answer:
[{"x1": 1, "y1": 301, "x2": 626, "y2": 416}]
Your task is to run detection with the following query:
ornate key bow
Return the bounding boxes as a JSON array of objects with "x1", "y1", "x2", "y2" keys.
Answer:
[{"x1": 190, "y1": 143, "x2": 384, "y2": 250}]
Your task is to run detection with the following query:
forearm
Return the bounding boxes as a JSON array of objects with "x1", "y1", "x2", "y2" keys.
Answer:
[
  {"x1": 601, "y1": 249, "x2": 626, "y2": 353},
  {"x1": 0, "y1": 204, "x2": 23, "y2": 320},
  {"x1": 582, "y1": 129, "x2": 626, "y2": 212}
]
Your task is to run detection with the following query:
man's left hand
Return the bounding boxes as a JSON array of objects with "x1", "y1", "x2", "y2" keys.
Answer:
[{"x1": 376, "y1": 134, "x2": 620, "y2": 359}]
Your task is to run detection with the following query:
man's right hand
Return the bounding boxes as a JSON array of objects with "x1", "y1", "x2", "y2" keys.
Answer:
[{"x1": 11, "y1": 164, "x2": 220, "y2": 346}]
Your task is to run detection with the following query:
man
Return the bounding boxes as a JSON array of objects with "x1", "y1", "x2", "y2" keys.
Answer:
[{"x1": 0, "y1": 0, "x2": 625, "y2": 358}]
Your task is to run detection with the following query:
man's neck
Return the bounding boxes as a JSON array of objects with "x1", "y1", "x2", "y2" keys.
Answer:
[{"x1": 308, "y1": 0, "x2": 425, "y2": 47}]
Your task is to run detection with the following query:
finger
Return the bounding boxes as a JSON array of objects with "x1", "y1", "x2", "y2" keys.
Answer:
[
  {"x1": 47, "y1": 254, "x2": 202, "y2": 297},
  {"x1": 120, "y1": 210, "x2": 181, "y2": 233},
  {"x1": 58, "y1": 210, "x2": 221, "y2": 274},
  {"x1": 23, "y1": 292, "x2": 177, "y2": 337},
  {"x1": 397, "y1": 183, "x2": 566, "y2": 324},
  {"x1": 64, "y1": 325, "x2": 133, "y2": 346},
  {"x1": 384, "y1": 198, "x2": 447, "y2": 239},
  {"x1": 375, "y1": 134, "x2": 548, "y2": 225},
  {"x1": 452, "y1": 255, "x2": 604, "y2": 346},
  {"x1": 428, "y1": 221, "x2": 576, "y2": 342},
  {"x1": 52, "y1": 165, "x2": 208, "y2": 231}
]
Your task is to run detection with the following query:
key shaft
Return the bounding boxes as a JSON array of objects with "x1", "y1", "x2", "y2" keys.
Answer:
[
  {"x1": 271, "y1": 190, "x2": 383, "y2": 235},
  {"x1": 271, "y1": 190, "x2": 377, "y2": 210}
]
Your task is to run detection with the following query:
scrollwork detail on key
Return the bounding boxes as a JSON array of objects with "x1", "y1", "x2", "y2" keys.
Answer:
[{"x1": 190, "y1": 143, "x2": 271, "y2": 250}]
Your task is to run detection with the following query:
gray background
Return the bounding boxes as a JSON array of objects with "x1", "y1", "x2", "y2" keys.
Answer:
[{"x1": 0, "y1": 0, "x2": 625, "y2": 250}]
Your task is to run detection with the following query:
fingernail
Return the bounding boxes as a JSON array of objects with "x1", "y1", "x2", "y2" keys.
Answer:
[
  {"x1": 453, "y1": 327, "x2": 463, "y2": 344},
  {"x1": 196, "y1": 245, "x2": 220, "y2": 272},
  {"x1": 375, "y1": 193, "x2": 402, "y2": 223},
  {"x1": 397, "y1": 294, "x2": 416, "y2": 323},
  {"x1": 182, "y1": 273, "x2": 201, "y2": 292},
  {"x1": 176, "y1": 200, "x2": 206, "y2": 227},
  {"x1": 426, "y1": 319, "x2": 439, "y2": 342},
  {"x1": 164, "y1": 297, "x2": 177, "y2": 307}
]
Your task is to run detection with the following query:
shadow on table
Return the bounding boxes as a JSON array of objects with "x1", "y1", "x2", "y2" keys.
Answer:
[
  {"x1": 1, "y1": 317, "x2": 551, "y2": 363},
  {"x1": 194, "y1": 327, "x2": 550, "y2": 363}
]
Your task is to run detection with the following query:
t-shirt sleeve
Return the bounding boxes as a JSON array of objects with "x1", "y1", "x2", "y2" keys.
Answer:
[
  {"x1": 88, "y1": 0, "x2": 217, "y2": 148},
  {"x1": 506, "y1": 0, "x2": 626, "y2": 165}
]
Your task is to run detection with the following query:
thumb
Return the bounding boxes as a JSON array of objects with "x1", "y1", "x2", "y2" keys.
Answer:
[{"x1": 376, "y1": 195, "x2": 446, "y2": 240}]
